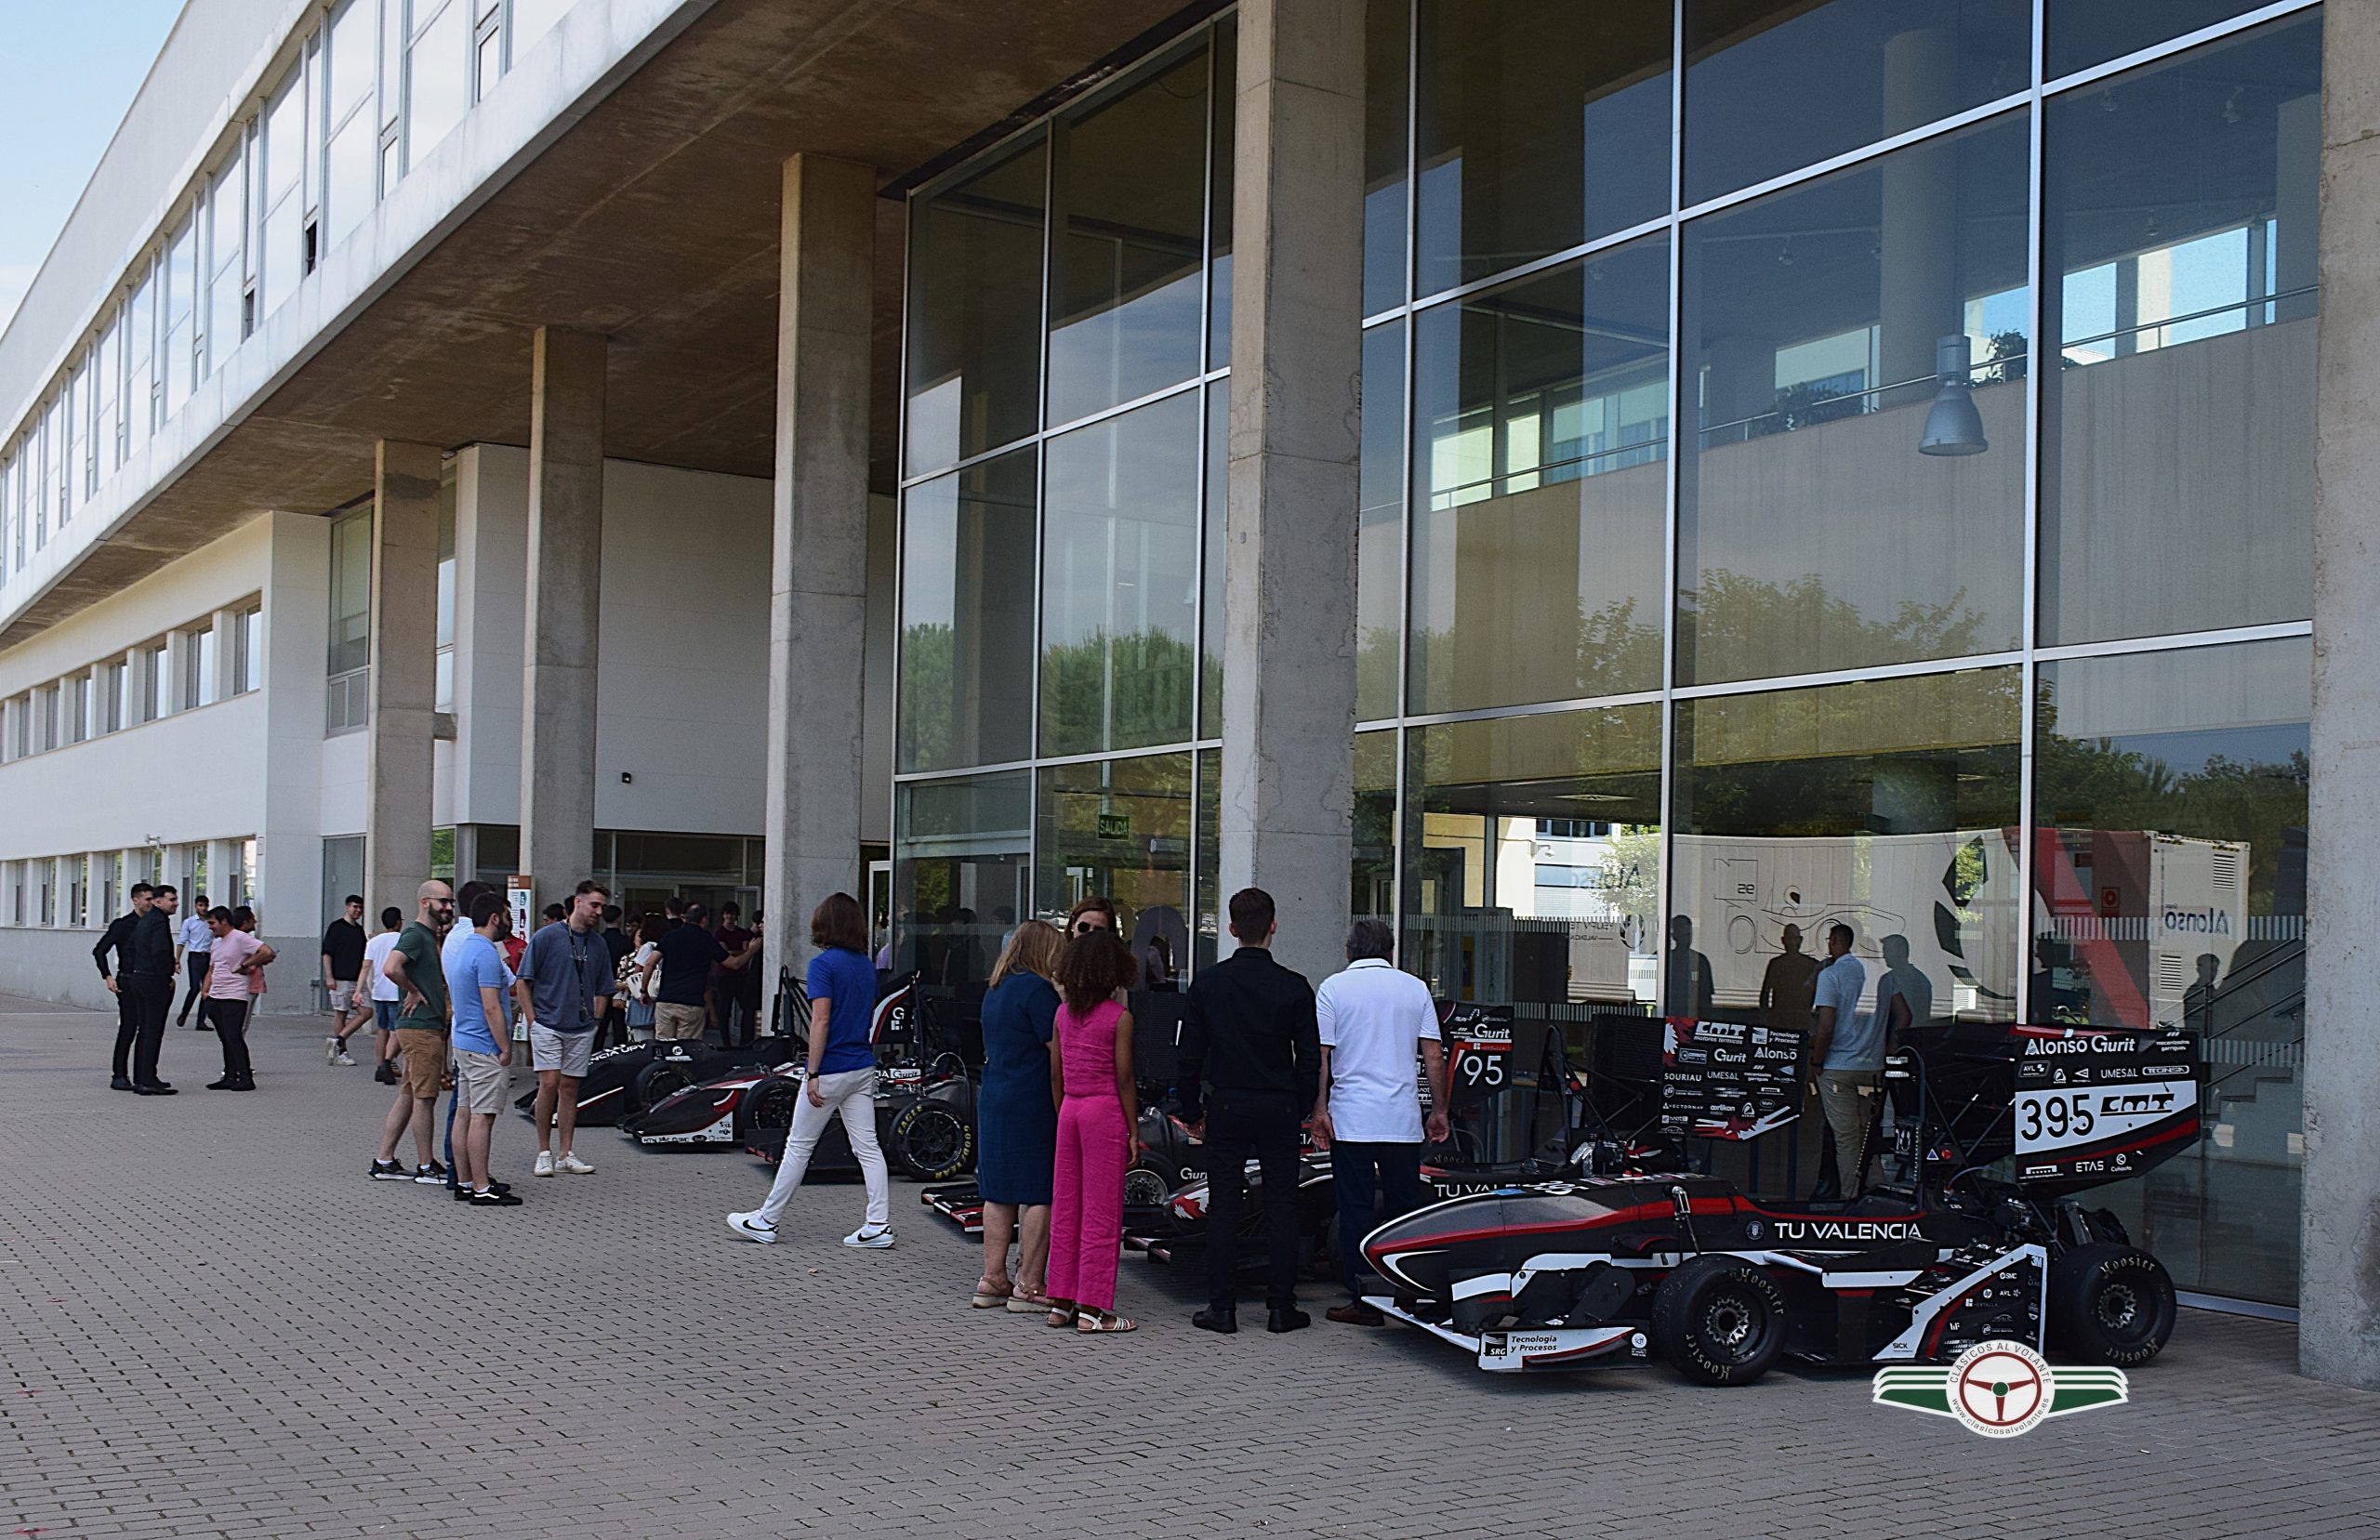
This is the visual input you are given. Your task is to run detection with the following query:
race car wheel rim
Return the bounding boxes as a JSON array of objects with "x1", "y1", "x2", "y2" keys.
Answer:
[
  {"x1": 1702, "y1": 1292, "x2": 1765, "y2": 1360},
  {"x1": 1123, "y1": 1168, "x2": 1168, "y2": 1208},
  {"x1": 904, "y1": 1108, "x2": 963, "y2": 1171},
  {"x1": 2096, "y1": 1282, "x2": 2140, "y2": 1335}
]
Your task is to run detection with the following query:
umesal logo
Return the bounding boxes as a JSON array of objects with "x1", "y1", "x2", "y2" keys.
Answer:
[{"x1": 2161, "y1": 906, "x2": 2232, "y2": 936}]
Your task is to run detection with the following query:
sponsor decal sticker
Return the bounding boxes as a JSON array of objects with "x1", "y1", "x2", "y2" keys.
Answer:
[{"x1": 1872, "y1": 1339, "x2": 2127, "y2": 1438}]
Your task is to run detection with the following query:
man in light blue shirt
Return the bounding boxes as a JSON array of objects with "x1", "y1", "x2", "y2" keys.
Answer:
[
  {"x1": 174, "y1": 893, "x2": 215, "y2": 1031},
  {"x1": 1809, "y1": 922, "x2": 1877, "y2": 1199},
  {"x1": 443, "y1": 892, "x2": 520, "y2": 1205}
]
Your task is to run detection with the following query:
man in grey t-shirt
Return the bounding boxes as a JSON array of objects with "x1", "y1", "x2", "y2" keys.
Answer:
[{"x1": 1808, "y1": 922, "x2": 1876, "y2": 1199}]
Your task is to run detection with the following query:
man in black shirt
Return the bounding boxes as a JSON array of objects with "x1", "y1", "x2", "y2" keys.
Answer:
[
  {"x1": 321, "y1": 894, "x2": 368, "y2": 1065},
  {"x1": 93, "y1": 882, "x2": 156, "y2": 1090},
  {"x1": 653, "y1": 902, "x2": 726, "y2": 1042},
  {"x1": 1178, "y1": 887, "x2": 1321, "y2": 1336},
  {"x1": 123, "y1": 886, "x2": 183, "y2": 1094}
]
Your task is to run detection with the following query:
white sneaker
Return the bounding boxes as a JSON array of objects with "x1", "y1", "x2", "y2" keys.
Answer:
[
  {"x1": 534, "y1": 1151, "x2": 557, "y2": 1178},
  {"x1": 555, "y1": 1152, "x2": 595, "y2": 1175},
  {"x1": 324, "y1": 1036, "x2": 339, "y2": 1065},
  {"x1": 334, "y1": 1051, "x2": 357, "y2": 1066},
  {"x1": 841, "y1": 1224, "x2": 894, "y2": 1250},
  {"x1": 726, "y1": 1212, "x2": 778, "y2": 1244}
]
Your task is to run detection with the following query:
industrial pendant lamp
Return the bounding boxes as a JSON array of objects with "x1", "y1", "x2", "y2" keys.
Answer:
[{"x1": 1918, "y1": 333, "x2": 1989, "y2": 456}]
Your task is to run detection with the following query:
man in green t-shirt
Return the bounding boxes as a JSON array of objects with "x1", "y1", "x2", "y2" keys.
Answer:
[{"x1": 370, "y1": 880, "x2": 456, "y2": 1183}]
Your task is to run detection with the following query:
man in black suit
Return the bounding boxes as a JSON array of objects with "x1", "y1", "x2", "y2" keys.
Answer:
[
  {"x1": 1178, "y1": 888, "x2": 1321, "y2": 1336},
  {"x1": 93, "y1": 882, "x2": 155, "y2": 1090},
  {"x1": 123, "y1": 886, "x2": 183, "y2": 1095}
]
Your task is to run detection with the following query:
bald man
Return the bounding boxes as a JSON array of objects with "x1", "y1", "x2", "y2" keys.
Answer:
[{"x1": 370, "y1": 881, "x2": 457, "y2": 1183}]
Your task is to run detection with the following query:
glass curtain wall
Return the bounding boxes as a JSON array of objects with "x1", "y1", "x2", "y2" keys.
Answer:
[
  {"x1": 892, "y1": 0, "x2": 2320, "y2": 1306},
  {"x1": 894, "y1": 20, "x2": 1237, "y2": 1000}
]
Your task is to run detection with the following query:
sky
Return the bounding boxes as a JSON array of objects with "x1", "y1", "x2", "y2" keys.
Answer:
[{"x1": 0, "y1": 0, "x2": 187, "y2": 336}]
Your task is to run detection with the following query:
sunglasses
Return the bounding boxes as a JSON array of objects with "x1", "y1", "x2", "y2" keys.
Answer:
[{"x1": 1071, "y1": 920, "x2": 1105, "y2": 935}]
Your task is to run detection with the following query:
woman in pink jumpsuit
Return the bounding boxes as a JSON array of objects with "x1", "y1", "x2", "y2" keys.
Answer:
[{"x1": 1045, "y1": 929, "x2": 1140, "y2": 1334}]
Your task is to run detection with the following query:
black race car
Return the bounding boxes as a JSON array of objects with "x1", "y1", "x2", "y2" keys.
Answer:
[
  {"x1": 732, "y1": 976, "x2": 981, "y2": 1181},
  {"x1": 1362, "y1": 1017, "x2": 2199, "y2": 1383},
  {"x1": 517, "y1": 1034, "x2": 801, "y2": 1128}
]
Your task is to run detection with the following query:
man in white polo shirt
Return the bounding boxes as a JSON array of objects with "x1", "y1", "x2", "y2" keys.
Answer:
[{"x1": 1313, "y1": 919, "x2": 1448, "y2": 1326}]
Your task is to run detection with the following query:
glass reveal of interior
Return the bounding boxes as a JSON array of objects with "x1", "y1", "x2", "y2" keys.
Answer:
[
  {"x1": 1036, "y1": 754, "x2": 1194, "y2": 990},
  {"x1": 893, "y1": 770, "x2": 1032, "y2": 994}
]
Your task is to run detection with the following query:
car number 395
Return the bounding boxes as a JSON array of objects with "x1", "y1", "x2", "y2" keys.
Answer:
[{"x1": 2017, "y1": 1091, "x2": 2096, "y2": 1145}]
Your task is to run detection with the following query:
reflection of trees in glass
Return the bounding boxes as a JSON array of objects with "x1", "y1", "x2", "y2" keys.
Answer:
[
  {"x1": 1040, "y1": 627, "x2": 1197, "y2": 753},
  {"x1": 2036, "y1": 714, "x2": 2308, "y2": 918},
  {"x1": 1598, "y1": 824, "x2": 1660, "y2": 935},
  {"x1": 1981, "y1": 330, "x2": 2029, "y2": 384},
  {"x1": 1408, "y1": 593, "x2": 1662, "y2": 712},
  {"x1": 897, "y1": 623, "x2": 957, "y2": 770},
  {"x1": 1685, "y1": 569, "x2": 1991, "y2": 686}
]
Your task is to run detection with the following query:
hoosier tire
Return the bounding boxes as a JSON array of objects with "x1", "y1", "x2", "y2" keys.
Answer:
[
  {"x1": 890, "y1": 1100, "x2": 974, "y2": 1181},
  {"x1": 630, "y1": 1061, "x2": 691, "y2": 1114},
  {"x1": 2050, "y1": 1244, "x2": 2175, "y2": 1367},
  {"x1": 1649, "y1": 1254, "x2": 1788, "y2": 1386},
  {"x1": 736, "y1": 1075, "x2": 803, "y2": 1147}
]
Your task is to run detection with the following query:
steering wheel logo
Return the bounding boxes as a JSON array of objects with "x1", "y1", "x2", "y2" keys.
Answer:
[{"x1": 1949, "y1": 1340, "x2": 2051, "y2": 1437}]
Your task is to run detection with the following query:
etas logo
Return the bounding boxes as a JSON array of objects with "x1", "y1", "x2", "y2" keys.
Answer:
[{"x1": 1873, "y1": 1340, "x2": 2128, "y2": 1437}]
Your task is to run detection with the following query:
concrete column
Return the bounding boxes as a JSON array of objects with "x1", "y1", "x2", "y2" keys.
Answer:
[
  {"x1": 2305, "y1": 4, "x2": 2380, "y2": 1392},
  {"x1": 364, "y1": 441, "x2": 442, "y2": 919},
  {"x1": 761, "y1": 154, "x2": 875, "y2": 967},
  {"x1": 1218, "y1": 0, "x2": 1366, "y2": 985},
  {"x1": 519, "y1": 326, "x2": 607, "y2": 910},
  {"x1": 1877, "y1": 27, "x2": 1956, "y2": 404}
]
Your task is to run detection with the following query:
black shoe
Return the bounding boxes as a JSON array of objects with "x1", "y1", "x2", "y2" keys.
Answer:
[
  {"x1": 206, "y1": 1078, "x2": 239, "y2": 1090},
  {"x1": 413, "y1": 1162, "x2": 449, "y2": 1185},
  {"x1": 469, "y1": 1189, "x2": 523, "y2": 1206},
  {"x1": 452, "y1": 1185, "x2": 472, "y2": 1202},
  {"x1": 1191, "y1": 1308, "x2": 1237, "y2": 1335},
  {"x1": 110, "y1": 1076, "x2": 135, "y2": 1091},
  {"x1": 1267, "y1": 1308, "x2": 1312, "y2": 1334},
  {"x1": 486, "y1": 1180, "x2": 513, "y2": 1195},
  {"x1": 374, "y1": 1061, "x2": 398, "y2": 1086},
  {"x1": 175, "y1": 1017, "x2": 188, "y2": 1029},
  {"x1": 196, "y1": 1022, "x2": 213, "y2": 1032},
  {"x1": 132, "y1": 1083, "x2": 178, "y2": 1096},
  {"x1": 369, "y1": 1159, "x2": 411, "y2": 1181},
  {"x1": 231, "y1": 1079, "x2": 256, "y2": 1091}
]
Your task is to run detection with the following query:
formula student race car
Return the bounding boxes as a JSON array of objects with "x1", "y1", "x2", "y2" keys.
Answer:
[
  {"x1": 1362, "y1": 1017, "x2": 2200, "y2": 1384},
  {"x1": 731, "y1": 976, "x2": 981, "y2": 1180},
  {"x1": 519, "y1": 1033, "x2": 802, "y2": 1127}
]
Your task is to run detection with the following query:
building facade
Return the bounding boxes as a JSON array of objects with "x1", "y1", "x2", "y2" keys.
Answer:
[{"x1": 0, "y1": 0, "x2": 2372, "y2": 1384}]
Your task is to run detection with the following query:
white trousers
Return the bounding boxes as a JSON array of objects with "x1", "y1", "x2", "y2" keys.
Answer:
[{"x1": 756, "y1": 1067, "x2": 890, "y2": 1229}]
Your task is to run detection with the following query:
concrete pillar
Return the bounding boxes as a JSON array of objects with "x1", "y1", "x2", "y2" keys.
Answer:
[
  {"x1": 760, "y1": 154, "x2": 875, "y2": 968},
  {"x1": 2305, "y1": 4, "x2": 2380, "y2": 1392},
  {"x1": 364, "y1": 441, "x2": 442, "y2": 920},
  {"x1": 1218, "y1": 0, "x2": 1367, "y2": 985},
  {"x1": 1877, "y1": 27, "x2": 1956, "y2": 404},
  {"x1": 519, "y1": 326, "x2": 607, "y2": 910}
]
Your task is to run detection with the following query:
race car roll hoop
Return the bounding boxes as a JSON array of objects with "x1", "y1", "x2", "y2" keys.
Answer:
[{"x1": 1360, "y1": 1014, "x2": 2199, "y2": 1385}]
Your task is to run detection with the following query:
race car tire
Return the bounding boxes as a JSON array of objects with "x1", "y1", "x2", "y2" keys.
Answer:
[
  {"x1": 1650, "y1": 1255, "x2": 1788, "y2": 1386},
  {"x1": 631, "y1": 1061, "x2": 692, "y2": 1114},
  {"x1": 890, "y1": 1100, "x2": 974, "y2": 1182},
  {"x1": 2049, "y1": 1244, "x2": 2175, "y2": 1367},
  {"x1": 737, "y1": 1074, "x2": 803, "y2": 1147}
]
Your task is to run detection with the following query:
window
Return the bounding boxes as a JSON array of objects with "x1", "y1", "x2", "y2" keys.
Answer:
[
  {"x1": 164, "y1": 217, "x2": 197, "y2": 419},
  {"x1": 207, "y1": 146, "x2": 248, "y2": 369},
  {"x1": 903, "y1": 138, "x2": 1047, "y2": 476},
  {"x1": 407, "y1": 0, "x2": 470, "y2": 167},
  {"x1": 898, "y1": 447, "x2": 1037, "y2": 773},
  {"x1": 186, "y1": 624, "x2": 218, "y2": 708},
  {"x1": 65, "y1": 675, "x2": 90, "y2": 744},
  {"x1": 259, "y1": 72, "x2": 307, "y2": 319},
  {"x1": 436, "y1": 471, "x2": 456, "y2": 712},
  {"x1": 234, "y1": 603, "x2": 264, "y2": 694},
  {"x1": 95, "y1": 315, "x2": 121, "y2": 478},
  {"x1": 40, "y1": 685, "x2": 60, "y2": 751},
  {"x1": 102, "y1": 659, "x2": 127, "y2": 733},
  {"x1": 126, "y1": 270, "x2": 156, "y2": 454},
  {"x1": 1035, "y1": 753, "x2": 1195, "y2": 967},
  {"x1": 144, "y1": 642, "x2": 170, "y2": 723},
  {"x1": 324, "y1": 0, "x2": 377, "y2": 250},
  {"x1": 329, "y1": 507, "x2": 373, "y2": 732},
  {"x1": 892, "y1": 771, "x2": 1032, "y2": 979}
]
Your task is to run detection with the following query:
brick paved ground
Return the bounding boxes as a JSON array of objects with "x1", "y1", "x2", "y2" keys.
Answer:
[{"x1": 2, "y1": 993, "x2": 2376, "y2": 1540}]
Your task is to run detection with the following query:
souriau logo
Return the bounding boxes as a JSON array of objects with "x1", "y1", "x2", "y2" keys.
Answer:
[{"x1": 1873, "y1": 1339, "x2": 2128, "y2": 1437}]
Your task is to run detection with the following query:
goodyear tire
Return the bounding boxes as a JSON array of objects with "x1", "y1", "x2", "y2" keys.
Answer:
[
  {"x1": 890, "y1": 1100, "x2": 973, "y2": 1181},
  {"x1": 631, "y1": 1061, "x2": 691, "y2": 1115},
  {"x1": 2050, "y1": 1244, "x2": 2175, "y2": 1367},
  {"x1": 1649, "y1": 1254, "x2": 1787, "y2": 1386},
  {"x1": 737, "y1": 1074, "x2": 802, "y2": 1148}
]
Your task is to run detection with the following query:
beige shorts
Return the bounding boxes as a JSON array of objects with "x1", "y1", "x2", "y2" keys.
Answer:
[
  {"x1": 529, "y1": 1023, "x2": 594, "y2": 1076},
  {"x1": 455, "y1": 1049, "x2": 509, "y2": 1114},
  {"x1": 395, "y1": 1029, "x2": 448, "y2": 1099},
  {"x1": 653, "y1": 1002, "x2": 707, "y2": 1041}
]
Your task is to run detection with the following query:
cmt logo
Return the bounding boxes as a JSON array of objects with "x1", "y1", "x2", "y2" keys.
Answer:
[{"x1": 2160, "y1": 907, "x2": 2232, "y2": 936}]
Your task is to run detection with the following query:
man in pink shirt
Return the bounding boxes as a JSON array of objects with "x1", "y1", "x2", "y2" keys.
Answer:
[{"x1": 204, "y1": 907, "x2": 277, "y2": 1091}]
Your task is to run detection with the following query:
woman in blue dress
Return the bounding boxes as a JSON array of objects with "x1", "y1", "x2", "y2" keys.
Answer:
[{"x1": 972, "y1": 919, "x2": 1064, "y2": 1312}]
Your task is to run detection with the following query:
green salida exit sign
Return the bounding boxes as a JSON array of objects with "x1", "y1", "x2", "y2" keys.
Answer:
[{"x1": 1096, "y1": 811, "x2": 1131, "y2": 840}]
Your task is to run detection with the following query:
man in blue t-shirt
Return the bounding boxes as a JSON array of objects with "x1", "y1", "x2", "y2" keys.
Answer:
[
  {"x1": 1809, "y1": 921, "x2": 1876, "y2": 1199},
  {"x1": 445, "y1": 892, "x2": 520, "y2": 1204},
  {"x1": 515, "y1": 880, "x2": 616, "y2": 1178},
  {"x1": 727, "y1": 893, "x2": 892, "y2": 1249}
]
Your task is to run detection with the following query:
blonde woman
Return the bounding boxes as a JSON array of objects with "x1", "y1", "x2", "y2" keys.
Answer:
[{"x1": 971, "y1": 919, "x2": 1065, "y2": 1310}]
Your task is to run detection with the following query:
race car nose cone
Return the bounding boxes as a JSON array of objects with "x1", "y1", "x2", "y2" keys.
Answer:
[{"x1": 1362, "y1": 1195, "x2": 1508, "y2": 1293}]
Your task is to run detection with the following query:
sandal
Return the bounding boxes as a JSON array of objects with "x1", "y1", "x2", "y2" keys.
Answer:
[
  {"x1": 972, "y1": 1280, "x2": 1014, "y2": 1310},
  {"x1": 1006, "y1": 1290, "x2": 1054, "y2": 1314},
  {"x1": 1044, "y1": 1297, "x2": 1078, "y2": 1328},
  {"x1": 1076, "y1": 1310, "x2": 1138, "y2": 1334}
]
